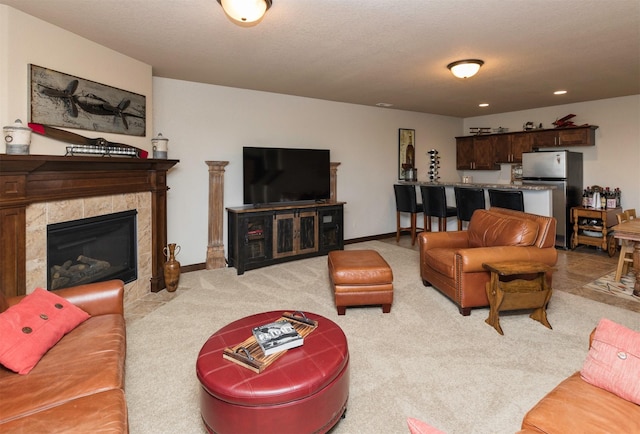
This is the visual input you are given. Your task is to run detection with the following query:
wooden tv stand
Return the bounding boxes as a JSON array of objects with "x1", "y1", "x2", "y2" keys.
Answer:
[{"x1": 227, "y1": 202, "x2": 345, "y2": 275}]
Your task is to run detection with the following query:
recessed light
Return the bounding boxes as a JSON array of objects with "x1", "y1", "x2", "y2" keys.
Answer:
[
  {"x1": 479, "y1": 103, "x2": 489, "y2": 107},
  {"x1": 554, "y1": 90, "x2": 567, "y2": 95},
  {"x1": 375, "y1": 102, "x2": 393, "y2": 107}
]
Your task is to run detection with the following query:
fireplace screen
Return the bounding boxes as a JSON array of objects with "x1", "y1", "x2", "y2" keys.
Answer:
[{"x1": 47, "y1": 210, "x2": 137, "y2": 290}]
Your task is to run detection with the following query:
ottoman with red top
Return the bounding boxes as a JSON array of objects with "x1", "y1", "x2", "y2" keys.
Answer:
[{"x1": 196, "y1": 311, "x2": 349, "y2": 434}]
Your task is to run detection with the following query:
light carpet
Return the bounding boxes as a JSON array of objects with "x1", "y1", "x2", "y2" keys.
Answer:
[
  {"x1": 583, "y1": 270, "x2": 639, "y2": 303},
  {"x1": 125, "y1": 241, "x2": 640, "y2": 434}
]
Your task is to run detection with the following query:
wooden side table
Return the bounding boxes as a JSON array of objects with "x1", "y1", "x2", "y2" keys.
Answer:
[
  {"x1": 570, "y1": 206, "x2": 621, "y2": 257},
  {"x1": 482, "y1": 261, "x2": 554, "y2": 335}
]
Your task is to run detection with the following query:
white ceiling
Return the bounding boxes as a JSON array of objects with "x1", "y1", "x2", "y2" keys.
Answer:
[{"x1": 3, "y1": 0, "x2": 639, "y2": 118}]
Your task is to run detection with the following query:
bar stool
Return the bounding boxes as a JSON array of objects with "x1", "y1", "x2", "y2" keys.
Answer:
[
  {"x1": 488, "y1": 189, "x2": 524, "y2": 212},
  {"x1": 394, "y1": 184, "x2": 423, "y2": 245},
  {"x1": 420, "y1": 185, "x2": 457, "y2": 232},
  {"x1": 454, "y1": 187, "x2": 486, "y2": 230}
]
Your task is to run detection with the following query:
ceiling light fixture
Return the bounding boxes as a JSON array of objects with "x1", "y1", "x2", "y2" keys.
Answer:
[
  {"x1": 554, "y1": 90, "x2": 568, "y2": 95},
  {"x1": 447, "y1": 59, "x2": 484, "y2": 79},
  {"x1": 217, "y1": 0, "x2": 272, "y2": 26},
  {"x1": 479, "y1": 103, "x2": 489, "y2": 107}
]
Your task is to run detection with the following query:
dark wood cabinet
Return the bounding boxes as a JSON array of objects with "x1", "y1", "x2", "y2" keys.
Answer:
[
  {"x1": 530, "y1": 126, "x2": 598, "y2": 147},
  {"x1": 227, "y1": 202, "x2": 344, "y2": 275},
  {"x1": 456, "y1": 136, "x2": 496, "y2": 170},
  {"x1": 318, "y1": 206, "x2": 344, "y2": 253},
  {"x1": 494, "y1": 133, "x2": 533, "y2": 164},
  {"x1": 509, "y1": 133, "x2": 534, "y2": 163},
  {"x1": 457, "y1": 126, "x2": 598, "y2": 169}
]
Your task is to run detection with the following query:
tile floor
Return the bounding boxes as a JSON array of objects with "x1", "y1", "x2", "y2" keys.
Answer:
[{"x1": 124, "y1": 235, "x2": 638, "y2": 324}]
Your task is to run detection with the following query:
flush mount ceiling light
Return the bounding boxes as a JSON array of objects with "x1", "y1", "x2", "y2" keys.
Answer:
[
  {"x1": 447, "y1": 59, "x2": 484, "y2": 79},
  {"x1": 217, "y1": 0, "x2": 272, "y2": 26}
]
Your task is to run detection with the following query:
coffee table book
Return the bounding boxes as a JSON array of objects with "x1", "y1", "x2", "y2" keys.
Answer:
[
  {"x1": 223, "y1": 312, "x2": 318, "y2": 373},
  {"x1": 252, "y1": 320, "x2": 303, "y2": 356}
]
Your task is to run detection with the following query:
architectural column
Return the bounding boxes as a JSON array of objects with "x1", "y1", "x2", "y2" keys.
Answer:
[
  {"x1": 206, "y1": 161, "x2": 229, "y2": 269},
  {"x1": 330, "y1": 162, "x2": 340, "y2": 203}
]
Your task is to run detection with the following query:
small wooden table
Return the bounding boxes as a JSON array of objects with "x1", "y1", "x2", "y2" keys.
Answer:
[
  {"x1": 570, "y1": 206, "x2": 621, "y2": 256},
  {"x1": 612, "y1": 220, "x2": 640, "y2": 296},
  {"x1": 482, "y1": 261, "x2": 554, "y2": 335}
]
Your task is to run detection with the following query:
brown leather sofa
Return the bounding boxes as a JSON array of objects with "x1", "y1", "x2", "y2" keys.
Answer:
[
  {"x1": 0, "y1": 280, "x2": 128, "y2": 432},
  {"x1": 418, "y1": 207, "x2": 557, "y2": 315},
  {"x1": 518, "y1": 331, "x2": 640, "y2": 433}
]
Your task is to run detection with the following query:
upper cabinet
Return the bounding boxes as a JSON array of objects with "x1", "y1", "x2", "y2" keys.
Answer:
[
  {"x1": 457, "y1": 126, "x2": 598, "y2": 170},
  {"x1": 531, "y1": 125, "x2": 598, "y2": 147},
  {"x1": 456, "y1": 136, "x2": 497, "y2": 170}
]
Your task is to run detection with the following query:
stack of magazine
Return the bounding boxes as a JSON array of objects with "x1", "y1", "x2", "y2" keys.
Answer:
[
  {"x1": 252, "y1": 320, "x2": 303, "y2": 356},
  {"x1": 222, "y1": 311, "x2": 318, "y2": 373}
]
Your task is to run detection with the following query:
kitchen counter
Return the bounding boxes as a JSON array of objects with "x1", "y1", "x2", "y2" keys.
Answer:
[
  {"x1": 399, "y1": 181, "x2": 556, "y2": 190},
  {"x1": 397, "y1": 181, "x2": 554, "y2": 228}
]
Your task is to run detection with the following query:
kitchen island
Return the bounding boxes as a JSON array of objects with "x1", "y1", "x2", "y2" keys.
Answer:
[{"x1": 398, "y1": 181, "x2": 555, "y2": 231}]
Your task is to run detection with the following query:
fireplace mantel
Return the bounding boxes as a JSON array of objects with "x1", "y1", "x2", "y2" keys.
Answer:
[{"x1": 0, "y1": 154, "x2": 178, "y2": 297}]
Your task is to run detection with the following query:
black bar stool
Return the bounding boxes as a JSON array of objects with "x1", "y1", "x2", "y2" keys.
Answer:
[
  {"x1": 394, "y1": 184, "x2": 423, "y2": 245},
  {"x1": 454, "y1": 187, "x2": 486, "y2": 230},
  {"x1": 488, "y1": 189, "x2": 525, "y2": 211},
  {"x1": 420, "y1": 185, "x2": 457, "y2": 232}
]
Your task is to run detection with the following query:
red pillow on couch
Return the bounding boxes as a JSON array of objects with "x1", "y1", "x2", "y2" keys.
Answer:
[
  {"x1": 0, "y1": 288, "x2": 90, "y2": 374},
  {"x1": 581, "y1": 318, "x2": 640, "y2": 405}
]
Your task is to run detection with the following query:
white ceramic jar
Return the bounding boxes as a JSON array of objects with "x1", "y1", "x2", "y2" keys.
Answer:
[{"x1": 3, "y1": 119, "x2": 32, "y2": 154}]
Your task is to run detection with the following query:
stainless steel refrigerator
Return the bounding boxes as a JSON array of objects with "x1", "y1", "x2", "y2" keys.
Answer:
[{"x1": 522, "y1": 150, "x2": 583, "y2": 249}]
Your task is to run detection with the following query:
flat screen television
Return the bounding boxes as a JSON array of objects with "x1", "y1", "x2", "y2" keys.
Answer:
[{"x1": 243, "y1": 147, "x2": 331, "y2": 206}]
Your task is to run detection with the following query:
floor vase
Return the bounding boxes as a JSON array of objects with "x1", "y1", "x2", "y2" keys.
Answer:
[{"x1": 163, "y1": 243, "x2": 181, "y2": 292}]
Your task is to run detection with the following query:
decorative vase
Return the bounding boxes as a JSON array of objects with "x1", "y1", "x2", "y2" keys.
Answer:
[{"x1": 163, "y1": 243, "x2": 181, "y2": 292}]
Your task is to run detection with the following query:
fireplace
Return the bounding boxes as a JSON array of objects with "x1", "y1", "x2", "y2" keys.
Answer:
[
  {"x1": 47, "y1": 210, "x2": 137, "y2": 290},
  {"x1": 0, "y1": 154, "x2": 178, "y2": 299}
]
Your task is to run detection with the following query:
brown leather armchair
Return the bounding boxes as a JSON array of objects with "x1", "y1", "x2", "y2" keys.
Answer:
[{"x1": 418, "y1": 207, "x2": 557, "y2": 316}]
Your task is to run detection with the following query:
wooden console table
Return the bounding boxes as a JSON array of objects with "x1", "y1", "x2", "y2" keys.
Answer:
[
  {"x1": 482, "y1": 261, "x2": 554, "y2": 335},
  {"x1": 0, "y1": 154, "x2": 178, "y2": 297}
]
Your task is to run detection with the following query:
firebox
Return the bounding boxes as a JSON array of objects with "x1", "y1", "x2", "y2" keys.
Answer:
[{"x1": 47, "y1": 210, "x2": 137, "y2": 290}]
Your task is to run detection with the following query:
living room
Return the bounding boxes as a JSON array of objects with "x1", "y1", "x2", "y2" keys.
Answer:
[
  {"x1": 1, "y1": 3, "x2": 639, "y2": 272},
  {"x1": 1, "y1": 2, "x2": 639, "y2": 433}
]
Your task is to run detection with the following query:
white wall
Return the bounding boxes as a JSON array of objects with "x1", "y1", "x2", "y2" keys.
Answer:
[
  {"x1": 0, "y1": 6, "x2": 153, "y2": 154},
  {"x1": 4, "y1": 5, "x2": 639, "y2": 269},
  {"x1": 463, "y1": 95, "x2": 640, "y2": 212},
  {"x1": 153, "y1": 78, "x2": 462, "y2": 265}
]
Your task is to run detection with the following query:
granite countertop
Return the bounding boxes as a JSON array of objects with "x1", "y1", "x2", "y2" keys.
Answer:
[{"x1": 399, "y1": 181, "x2": 556, "y2": 190}]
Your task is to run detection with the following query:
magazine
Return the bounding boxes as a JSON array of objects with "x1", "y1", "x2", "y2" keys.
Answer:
[{"x1": 252, "y1": 320, "x2": 303, "y2": 356}]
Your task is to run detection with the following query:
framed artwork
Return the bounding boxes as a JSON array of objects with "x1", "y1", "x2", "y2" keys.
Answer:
[
  {"x1": 29, "y1": 64, "x2": 146, "y2": 136},
  {"x1": 398, "y1": 128, "x2": 415, "y2": 180}
]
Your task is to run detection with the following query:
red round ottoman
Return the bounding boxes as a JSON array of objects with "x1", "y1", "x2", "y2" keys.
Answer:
[{"x1": 196, "y1": 311, "x2": 349, "y2": 434}]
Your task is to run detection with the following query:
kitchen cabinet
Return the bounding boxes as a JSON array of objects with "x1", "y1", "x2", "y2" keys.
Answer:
[
  {"x1": 457, "y1": 126, "x2": 598, "y2": 169},
  {"x1": 227, "y1": 202, "x2": 344, "y2": 274},
  {"x1": 531, "y1": 126, "x2": 598, "y2": 147},
  {"x1": 456, "y1": 136, "x2": 497, "y2": 170},
  {"x1": 495, "y1": 133, "x2": 533, "y2": 163}
]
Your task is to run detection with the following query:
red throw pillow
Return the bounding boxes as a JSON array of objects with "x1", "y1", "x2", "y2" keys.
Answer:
[
  {"x1": 0, "y1": 288, "x2": 90, "y2": 374},
  {"x1": 580, "y1": 318, "x2": 640, "y2": 405},
  {"x1": 407, "y1": 417, "x2": 446, "y2": 434}
]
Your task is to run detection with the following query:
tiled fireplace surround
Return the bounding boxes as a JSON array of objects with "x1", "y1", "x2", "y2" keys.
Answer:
[
  {"x1": 26, "y1": 193, "x2": 152, "y2": 304},
  {"x1": 0, "y1": 155, "x2": 178, "y2": 300}
]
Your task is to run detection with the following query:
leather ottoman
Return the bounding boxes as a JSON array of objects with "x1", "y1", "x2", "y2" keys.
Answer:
[
  {"x1": 196, "y1": 311, "x2": 349, "y2": 434},
  {"x1": 328, "y1": 250, "x2": 394, "y2": 315}
]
